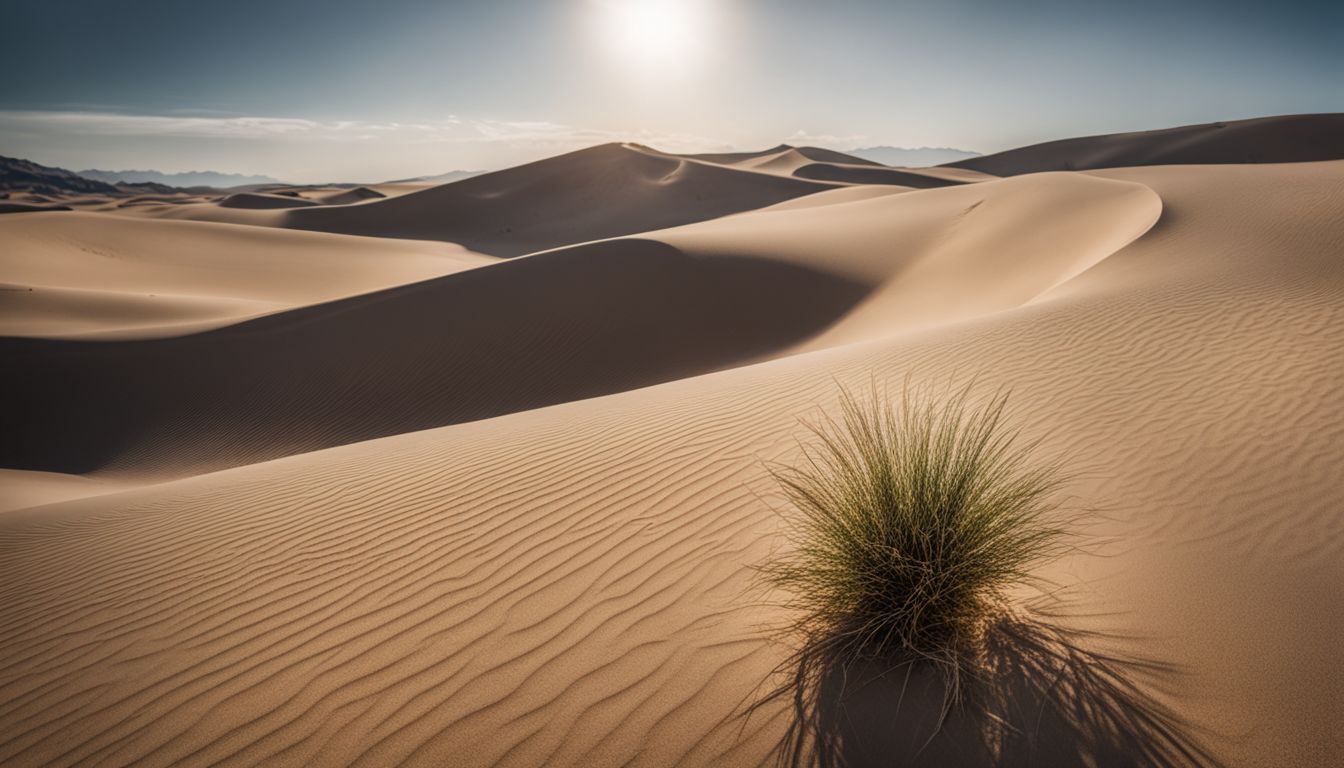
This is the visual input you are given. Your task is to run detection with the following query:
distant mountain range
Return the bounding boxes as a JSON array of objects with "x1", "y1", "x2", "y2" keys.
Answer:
[
  {"x1": 78, "y1": 168, "x2": 281, "y2": 188},
  {"x1": 0, "y1": 155, "x2": 144, "y2": 196},
  {"x1": 848, "y1": 146, "x2": 981, "y2": 167}
]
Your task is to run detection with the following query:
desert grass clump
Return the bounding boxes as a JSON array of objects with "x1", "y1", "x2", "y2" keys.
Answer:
[{"x1": 763, "y1": 381, "x2": 1071, "y2": 697}]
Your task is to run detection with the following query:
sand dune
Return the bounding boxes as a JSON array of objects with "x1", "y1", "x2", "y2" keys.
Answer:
[
  {"x1": 657, "y1": 172, "x2": 1161, "y2": 347},
  {"x1": 218, "y1": 192, "x2": 322, "y2": 209},
  {"x1": 0, "y1": 212, "x2": 491, "y2": 338},
  {"x1": 0, "y1": 131, "x2": 1341, "y2": 767},
  {"x1": 897, "y1": 166, "x2": 999, "y2": 183},
  {"x1": 366, "y1": 181, "x2": 438, "y2": 198},
  {"x1": 114, "y1": 194, "x2": 216, "y2": 208},
  {"x1": 0, "y1": 469, "x2": 130, "y2": 514},
  {"x1": 106, "y1": 144, "x2": 838, "y2": 256},
  {"x1": 103, "y1": 186, "x2": 391, "y2": 223},
  {"x1": 952, "y1": 112, "x2": 1344, "y2": 175},
  {"x1": 789, "y1": 162, "x2": 970, "y2": 187},
  {"x1": 312, "y1": 186, "x2": 387, "y2": 205},
  {"x1": 241, "y1": 187, "x2": 391, "y2": 205},
  {"x1": 2, "y1": 171, "x2": 1155, "y2": 477},
  {"x1": 278, "y1": 143, "x2": 836, "y2": 255},
  {"x1": 678, "y1": 144, "x2": 879, "y2": 169},
  {"x1": 681, "y1": 144, "x2": 974, "y2": 188},
  {"x1": 6, "y1": 192, "x2": 59, "y2": 203},
  {"x1": 0, "y1": 202, "x2": 71, "y2": 214}
]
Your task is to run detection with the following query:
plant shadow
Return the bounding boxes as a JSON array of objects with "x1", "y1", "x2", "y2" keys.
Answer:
[{"x1": 761, "y1": 612, "x2": 1221, "y2": 768}]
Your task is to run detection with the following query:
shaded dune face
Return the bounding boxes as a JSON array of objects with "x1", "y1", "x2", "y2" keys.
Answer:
[
  {"x1": 0, "y1": 202, "x2": 71, "y2": 214},
  {"x1": 1, "y1": 239, "x2": 867, "y2": 475},
  {"x1": 950, "y1": 113, "x2": 1344, "y2": 175},
  {"x1": 281, "y1": 143, "x2": 834, "y2": 256},
  {"x1": 677, "y1": 146, "x2": 958, "y2": 187},
  {"x1": 217, "y1": 193, "x2": 321, "y2": 210},
  {"x1": 790, "y1": 162, "x2": 966, "y2": 188},
  {"x1": 312, "y1": 186, "x2": 386, "y2": 205}
]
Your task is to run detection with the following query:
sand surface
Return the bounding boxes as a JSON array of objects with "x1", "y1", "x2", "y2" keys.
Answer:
[
  {"x1": 1, "y1": 119, "x2": 1341, "y2": 767},
  {"x1": 951, "y1": 112, "x2": 1344, "y2": 174},
  {"x1": 0, "y1": 213, "x2": 491, "y2": 338}
]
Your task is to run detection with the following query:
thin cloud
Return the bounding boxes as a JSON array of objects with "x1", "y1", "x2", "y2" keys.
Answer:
[
  {"x1": 0, "y1": 110, "x2": 724, "y2": 152},
  {"x1": 0, "y1": 111, "x2": 322, "y2": 139},
  {"x1": 784, "y1": 129, "x2": 870, "y2": 148},
  {"x1": 0, "y1": 109, "x2": 737, "y2": 181}
]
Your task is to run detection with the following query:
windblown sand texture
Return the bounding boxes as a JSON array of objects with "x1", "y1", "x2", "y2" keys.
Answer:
[{"x1": 1, "y1": 114, "x2": 1342, "y2": 767}]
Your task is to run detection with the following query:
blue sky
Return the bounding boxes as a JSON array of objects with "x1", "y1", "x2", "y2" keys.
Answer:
[{"x1": 0, "y1": 0, "x2": 1339, "y2": 182}]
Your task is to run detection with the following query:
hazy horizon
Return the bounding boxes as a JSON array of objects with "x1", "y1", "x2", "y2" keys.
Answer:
[{"x1": 2, "y1": 0, "x2": 1340, "y2": 183}]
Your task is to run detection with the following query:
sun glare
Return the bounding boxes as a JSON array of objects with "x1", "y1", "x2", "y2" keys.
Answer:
[{"x1": 595, "y1": 0, "x2": 713, "y2": 77}]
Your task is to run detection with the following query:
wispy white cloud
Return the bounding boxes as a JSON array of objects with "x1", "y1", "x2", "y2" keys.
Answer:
[
  {"x1": 784, "y1": 129, "x2": 870, "y2": 148},
  {"x1": 0, "y1": 111, "x2": 326, "y2": 139},
  {"x1": 0, "y1": 109, "x2": 724, "y2": 152},
  {"x1": 0, "y1": 109, "x2": 737, "y2": 182}
]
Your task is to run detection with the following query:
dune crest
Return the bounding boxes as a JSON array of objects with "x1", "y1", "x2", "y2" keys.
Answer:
[
  {"x1": 950, "y1": 112, "x2": 1344, "y2": 175},
  {"x1": 276, "y1": 143, "x2": 837, "y2": 255},
  {"x1": 217, "y1": 192, "x2": 322, "y2": 209},
  {"x1": 658, "y1": 171, "x2": 1162, "y2": 347},
  {"x1": 682, "y1": 144, "x2": 984, "y2": 188}
]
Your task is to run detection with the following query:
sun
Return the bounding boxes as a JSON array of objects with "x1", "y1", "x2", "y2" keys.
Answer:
[{"x1": 594, "y1": 0, "x2": 714, "y2": 77}]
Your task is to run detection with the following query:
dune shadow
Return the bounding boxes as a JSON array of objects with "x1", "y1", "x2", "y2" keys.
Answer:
[
  {"x1": 758, "y1": 612, "x2": 1220, "y2": 768},
  {"x1": 1, "y1": 239, "x2": 871, "y2": 474}
]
